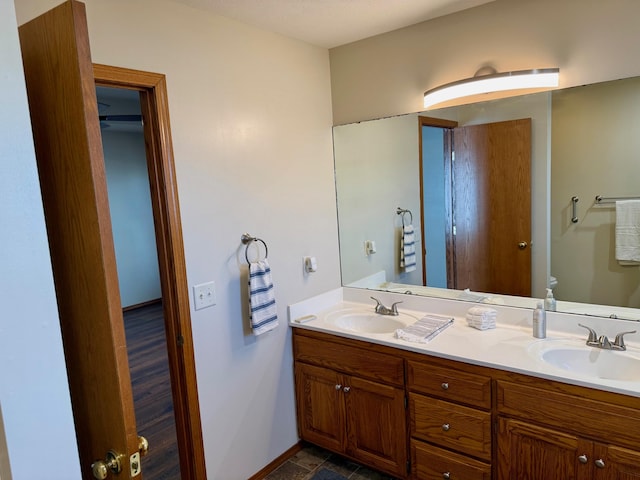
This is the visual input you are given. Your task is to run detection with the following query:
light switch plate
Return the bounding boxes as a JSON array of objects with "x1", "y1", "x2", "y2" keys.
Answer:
[{"x1": 193, "y1": 281, "x2": 216, "y2": 310}]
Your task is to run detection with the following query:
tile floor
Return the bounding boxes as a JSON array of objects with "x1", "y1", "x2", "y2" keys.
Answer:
[{"x1": 263, "y1": 444, "x2": 398, "y2": 480}]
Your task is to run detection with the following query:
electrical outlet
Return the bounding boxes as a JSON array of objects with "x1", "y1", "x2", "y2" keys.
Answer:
[{"x1": 193, "y1": 281, "x2": 216, "y2": 310}]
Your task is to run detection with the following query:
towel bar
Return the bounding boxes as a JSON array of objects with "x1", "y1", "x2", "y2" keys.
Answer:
[{"x1": 595, "y1": 195, "x2": 640, "y2": 205}]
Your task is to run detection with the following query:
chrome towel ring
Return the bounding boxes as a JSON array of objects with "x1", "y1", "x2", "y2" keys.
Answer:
[
  {"x1": 241, "y1": 233, "x2": 268, "y2": 264},
  {"x1": 397, "y1": 207, "x2": 413, "y2": 225}
]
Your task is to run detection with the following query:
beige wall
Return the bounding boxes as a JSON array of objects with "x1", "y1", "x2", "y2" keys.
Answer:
[
  {"x1": 330, "y1": 0, "x2": 640, "y2": 125},
  {"x1": 12, "y1": 0, "x2": 339, "y2": 478},
  {"x1": 552, "y1": 77, "x2": 640, "y2": 308}
]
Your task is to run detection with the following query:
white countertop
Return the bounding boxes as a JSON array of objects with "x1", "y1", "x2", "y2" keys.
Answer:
[{"x1": 288, "y1": 288, "x2": 640, "y2": 398}]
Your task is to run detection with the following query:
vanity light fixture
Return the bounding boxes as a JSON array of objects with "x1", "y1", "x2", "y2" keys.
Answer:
[{"x1": 423, "y1": 67, "x2": 560, "y2": 109}]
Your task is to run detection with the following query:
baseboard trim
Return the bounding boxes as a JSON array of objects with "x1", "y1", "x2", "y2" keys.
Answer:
[
  {"x1": 248, "y1": 441, "x2": 304, "y2": 480},
  {"x1": 122, "y1": 298, "x2": 162, "y2": 312}
]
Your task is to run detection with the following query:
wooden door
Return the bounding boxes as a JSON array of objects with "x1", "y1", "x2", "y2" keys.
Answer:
[
  {"x1": 19, "y1": 1, "x2": 139, "y2": 477},
  {"x1": 593, "y1": 444, "x2": 640, "y2": 479},
  {"x1": 19, "y1": 1, "x2": 206, "y2": 478},
  {"x1": 295, "y1": 363, "x2": 346, "y2": 453},
  {"x1": 497, "y1": 418, "x2": 592, "y2": 480},
  {"x1": 344, "y1": 376, "x2": 407, "y2": 477},
  {"x1": 453, "y1": 118, "x2": 532, "y2": 297}
]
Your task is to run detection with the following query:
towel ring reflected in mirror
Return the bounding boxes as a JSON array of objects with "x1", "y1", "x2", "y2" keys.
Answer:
[
  {"x1": 397, "y1": 207, "x2": 413, "y2": 226},
  {"x1": 241, "y1": 233, "x2": 269, "y2": 264}
]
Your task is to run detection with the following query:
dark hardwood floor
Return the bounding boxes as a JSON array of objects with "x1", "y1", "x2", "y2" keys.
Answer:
[{"x1": 124, "y1": 301, "x2": 181, "y2": 479}]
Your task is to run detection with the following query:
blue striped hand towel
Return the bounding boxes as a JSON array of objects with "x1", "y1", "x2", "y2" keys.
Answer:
[
  {"x1": 400, "y1": 224, "x2": 416, "y2": 272},
  {"x1": 248, "y1": 259, "x2": 278, "y2": 335}
]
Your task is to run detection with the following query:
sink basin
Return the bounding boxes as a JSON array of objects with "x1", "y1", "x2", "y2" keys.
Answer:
[
  {"x1": 325, "y1": 309, "x2": 417, "y2": 334},
  {"x1": 529, "y1": 340, "x2": 640, "y2": 381}
]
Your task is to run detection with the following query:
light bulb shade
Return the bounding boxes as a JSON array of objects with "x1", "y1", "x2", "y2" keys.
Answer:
[{"x1": 423, "y1": 68, "x2": 559, "y2": 109}]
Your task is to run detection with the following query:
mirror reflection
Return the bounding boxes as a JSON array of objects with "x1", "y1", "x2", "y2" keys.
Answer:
[{"x1": 334, "y1": 76, "x2": 640, "y2": 320}]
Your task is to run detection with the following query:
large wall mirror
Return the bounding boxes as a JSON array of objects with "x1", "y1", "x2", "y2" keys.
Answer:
[{"x1": 334, "y1": 76, "x2": 640, "y2": 321}]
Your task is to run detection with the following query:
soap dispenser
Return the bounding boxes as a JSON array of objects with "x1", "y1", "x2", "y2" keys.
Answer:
[
  {"x1": 544, "y1": 288, "x2": 557, "y2": 312},
  {"x1": 533, "y1": 302, "x2": 546, "y2": 339}
]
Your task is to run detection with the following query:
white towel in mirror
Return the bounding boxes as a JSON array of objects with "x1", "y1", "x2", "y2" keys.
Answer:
[{"x1": 615, "y1": 200, "x2": 640, "y2": 265}]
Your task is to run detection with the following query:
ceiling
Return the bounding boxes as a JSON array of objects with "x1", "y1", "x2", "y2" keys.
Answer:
[{"x1": 170, "y1": 0, "x2": 495, "y2": 48}]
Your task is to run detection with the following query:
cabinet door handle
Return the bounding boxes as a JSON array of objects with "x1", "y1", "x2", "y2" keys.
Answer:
[
  {"x1": 343, "y1": 386, "x2": 351, "y2": 393},
  {"x1": 578, "y1": 454, "x2": 588, "y2": 464},
  {"x1": 441, "y1": 382, "x2": 449, "y2": 390},
  {"x1": 595, "y1": 459, "x2": 605, "y2": 468},
  {"x1": 442, "y1": 473, "x2": 451, "y2": 480},
  {"x1": 442, "y1": 423, "x2": 450, "y2": 432},
  {"x1": 335, "y1": 384, "x2": 342, "y2": 390}
]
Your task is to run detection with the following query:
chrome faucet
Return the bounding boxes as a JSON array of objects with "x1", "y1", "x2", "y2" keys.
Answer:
[
  {"x1": 578, "y1": 324, "x2": 636, "y2": 351},
  {"x1": 370, "y1": 297, "x2": 402, "y2": 316}
]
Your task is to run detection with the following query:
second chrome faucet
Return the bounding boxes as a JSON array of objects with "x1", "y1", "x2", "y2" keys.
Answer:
[{"x1": 578, "y1": 324, "x2": 637, "y2": 351}]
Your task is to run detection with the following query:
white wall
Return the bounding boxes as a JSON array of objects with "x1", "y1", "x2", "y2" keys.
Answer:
[
  {"x1": 334, "y1": 114, "x2": 423, "y2": 286},
  {"x1": 12, "y1": 0, "x2": 339, "y2": 478},
  {"x1": 330, "y1": 0, "x2": 640, "y2": 125},
  {"x1": 0, "y1": 0, "x2": 81, "y2": 478},
  {"x1": 102, "y1": 129, "x2": 163, "y2": 308}
]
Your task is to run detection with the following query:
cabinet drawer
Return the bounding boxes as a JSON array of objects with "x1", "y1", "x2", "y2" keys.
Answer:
[
  {"x1": 294, "y1": 332, "x2": 404, "y2": 386},
  {"x1": 497, "y1": 380, "x2": 640, "y2": 449},
  {"x1": 410, "y1": 394, "x2": 492, "y2": 460},
  {"x1": 407, "y1": 360, "x2": 491, "y2": 409},
  {"x1": 412, "y1": 440, "x2": 491, "y2": 480}
]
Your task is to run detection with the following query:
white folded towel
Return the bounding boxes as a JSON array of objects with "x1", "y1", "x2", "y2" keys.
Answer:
[
  {"x1": 248, "y1": 259, "x2": 278, "y2": 335},
  {"x1": 466, "y1": 306, "x2": 497, "y2": 330},
  {"x1": 615, "y1": 200, "x2": 640, "y2": 265},
  {"x1": 395, "y1": 314, "x2": 453, "y2": 343},
  {"x1": 400, "y1": 224, "x2": 416, "y2": 273}
]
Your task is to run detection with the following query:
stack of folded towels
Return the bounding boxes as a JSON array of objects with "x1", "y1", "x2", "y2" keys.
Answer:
[
  {"x1": 395, "y1": 314, "x2": 454, "y2": 343},
  {"x1": 466, "y1": 306, "x2": 497, "y2": 330}
]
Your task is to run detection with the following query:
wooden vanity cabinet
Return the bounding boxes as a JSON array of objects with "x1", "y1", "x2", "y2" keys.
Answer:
[
  {"x1": 292, "y1": 327, "x2": 640, "y2": 480},
  {"x1": 497, "y1": 378, "x2": 640, "y2": 480},
  {"x1": 293, "y1": 329, "x2": 408, "y2": 478},
  {"x1": 406, "y1": 357, "x2": 492, "y2": 480}
]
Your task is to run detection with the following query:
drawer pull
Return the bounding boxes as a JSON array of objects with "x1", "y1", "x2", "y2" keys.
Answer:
[
  {"x1": 442, "y1": 423, "x2": 450, "y2": 432},
  {"x1": 441, "y1": 382, "x2": 449, "y2": 390},
  {"x1": 343, "y1": 386, "x2": 351, "y2": 393},
  {"x1": 443, "y1": 473, "x2": 451, "y2": 480},
  {"x1": 335, "y1": 384, "x2": 342, "y2": 390},
  {"x1": 578, "y1": 454, "x2": 588, "y2": 464},
  {"x1": 595, "y1": 459, "x2": 605, "y2": 469}
]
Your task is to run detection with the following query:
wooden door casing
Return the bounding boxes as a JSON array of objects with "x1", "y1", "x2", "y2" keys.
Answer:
[{"x1": 453, "y1": 118, "x2": 532, "y2": 297}]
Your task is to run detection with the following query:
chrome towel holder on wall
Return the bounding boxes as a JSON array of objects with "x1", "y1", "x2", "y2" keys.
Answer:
[{"x1": 241, "y1": 233, "x2": 268, "y2": 264}]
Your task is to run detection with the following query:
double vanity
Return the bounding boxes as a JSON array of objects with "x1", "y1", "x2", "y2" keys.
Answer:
[{"x1": 289, "y1": 288, "x2": 640, "y2": 479}]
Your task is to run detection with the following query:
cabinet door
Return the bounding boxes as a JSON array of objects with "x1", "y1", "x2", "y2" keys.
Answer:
[
  {"x1": 295, "y1": 363, "x2": 346, "y2": 452},
  {"x1": 497, "y1": 418, "x2": 592, "y2": 480},
  {"x1": 593, "y1": 444, "x2": 640, "y2": 479},
  {"x1": 344, "y1": 375, "x2": 407, "y2": 477}
]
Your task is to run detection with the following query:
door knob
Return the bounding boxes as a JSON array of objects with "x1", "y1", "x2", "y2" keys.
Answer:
[
  {"x1": 518, "y1": 241, "x2": 528, "y2": 250},
  {"x1": 91, "y1": 450, "x2": 123, "y2": 479},
  {"x1": 578, "y1": 454, "x2": 588, "y2": 464}
]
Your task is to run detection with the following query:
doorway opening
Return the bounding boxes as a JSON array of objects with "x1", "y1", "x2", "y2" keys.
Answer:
[{"x1": 94, "y1": 64, "x2": 207, "y2": 479}]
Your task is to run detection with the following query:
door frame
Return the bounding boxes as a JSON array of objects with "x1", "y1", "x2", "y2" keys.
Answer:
[
  {"x1": 93, "y1": 64, "x2": 207, "y2": 479},
  {"x1": 418, "y1": 116, "x2": 458, "y2": 289}
]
